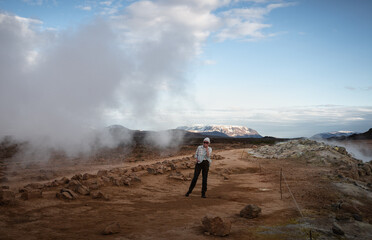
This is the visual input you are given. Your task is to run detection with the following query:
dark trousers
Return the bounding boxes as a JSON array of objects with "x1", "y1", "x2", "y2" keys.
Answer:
[{"x1": 188, "y1": 160, "x2": 209, "y2": 195}]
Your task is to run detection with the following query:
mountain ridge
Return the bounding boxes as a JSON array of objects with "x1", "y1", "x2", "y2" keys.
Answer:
[{"x1": 177, "y1": 124, "x2": 262, "y2": 138}]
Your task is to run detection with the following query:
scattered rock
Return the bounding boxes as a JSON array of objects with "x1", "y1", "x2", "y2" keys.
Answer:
[
  {"x1": 20, "y1": 189, "x2": 43, "y2": 200},
  {"x1": 147, "y1": 167, "x2": 156, "y2": 174},
  {"x1": 0, "y1": 189, "x2": 15, "y2": 205},
  {"x1": 129, "y1": 173, "x2": 141, "y2": 182},
  {"x1": 352, "y1": 213, "x2": 363, "y2": 222},
  {"x1": 211, "y1": 154, "x2": 225, "y2": 160},
  {"x1": 336, "y1": 213, "x2": 354, "y2": 222},
  {"x1": 201, "y1": 215, "x2": 231, "y2": 237},
  {"x1": 57, "y1": 177, "x2": 70, "y2": 185},
  {"x1": 82, "y1": 173, "x2": 95, "y2": 180},
  {"x1": 0, "y1": 176, "x2": 9, "y2": 183},
  {"x1": 24, "y1": 183, "x2": 44, "y2": 190},
  {"x1": 91, "y1": 190, "x2": 110, "y2": 200},
  {"x1": 332, "y1": 222, "x2": 344, "y2": 235},
  {"x1": 240, "y1": 204, "x2": 262, "y2": 219},
  {"x1": 56, "y1": 188, "x2": 78, "y2": 200},
  {"x1": 340, "y1": 202, "x2": 360, "y2": 215},
  {"x1": 168, "y1": 172, "x2": 185, "y2": 181},
  {"x1": 97, "y1": 170, "x2": 108, "y2": 177},
  {"x1": 131, "y1": 166, "x2": 143, "y2": 172},
  {"x1": 76, "y1": 185, "x2": 90, "y2": 195},
  {"x1": 102, "y1": 222, "x2": 120, "y2": 235},
  {"x1": 71, "y1": 174, "x2": 83, "y2": 181}
]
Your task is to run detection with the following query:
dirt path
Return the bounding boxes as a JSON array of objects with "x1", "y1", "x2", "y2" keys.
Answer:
[{"x1": 0, "y1": 148, "x2": 362, "y2": 239}]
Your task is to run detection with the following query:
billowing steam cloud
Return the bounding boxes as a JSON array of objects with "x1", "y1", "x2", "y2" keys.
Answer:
[
  {"x1": 0, "y1": 6, "x2": 212, "y2": 157},
  {"x1": 0, "y1": 0, "x2": 291, "y2": 158}
]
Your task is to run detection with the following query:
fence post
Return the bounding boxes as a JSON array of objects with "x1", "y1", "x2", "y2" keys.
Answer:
[{"x1": 280, "y1": 168, "x2": 282, "y2": 200}]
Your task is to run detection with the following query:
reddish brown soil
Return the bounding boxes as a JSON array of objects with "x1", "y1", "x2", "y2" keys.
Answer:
[{"x1": 0, "y1": 146, "x2": 371, "y2": 240}]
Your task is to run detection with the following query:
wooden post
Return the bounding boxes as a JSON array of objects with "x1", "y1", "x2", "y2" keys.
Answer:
[
  {"x1": 280, "y1": 168, "x2": 282, "y2": 200},
  {"x1": 309, "y1": 230, "x2": 312, "y2": 240}
]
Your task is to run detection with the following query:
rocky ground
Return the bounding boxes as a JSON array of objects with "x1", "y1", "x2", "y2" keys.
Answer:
[{"x1": 1, "y1": 139, "x2": 372, "y2": 239}]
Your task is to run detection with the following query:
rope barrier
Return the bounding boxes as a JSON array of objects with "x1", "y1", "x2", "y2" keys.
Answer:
[{"x1": 281, "y1": 171, "x2": 304, "y2": 218}]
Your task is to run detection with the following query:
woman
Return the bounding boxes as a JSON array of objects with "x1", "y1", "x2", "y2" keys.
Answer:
[{"x1": 185, "y1": 137, "x2": 212, "y2": 198}]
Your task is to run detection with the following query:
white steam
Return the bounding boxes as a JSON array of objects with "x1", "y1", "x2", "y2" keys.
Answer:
[
  {"x1": 326, "y1": 140, "x2": 372, "y2": 163},
  {"x1": 0, "y1": 0, "x2": 292, "y2": 159}
]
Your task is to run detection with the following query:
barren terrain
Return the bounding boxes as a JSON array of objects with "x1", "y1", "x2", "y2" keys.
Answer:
[{"x1": 1, "y1": 140, "x2": 372, "y2": 240}]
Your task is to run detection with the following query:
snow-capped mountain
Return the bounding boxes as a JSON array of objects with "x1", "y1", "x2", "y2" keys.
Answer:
[
  {"x1": 177, "y1": 125, "x2": 262, "y2": 138},
  {"x1": 311, "y1": 131, "x2": 357, "y2": 139}
]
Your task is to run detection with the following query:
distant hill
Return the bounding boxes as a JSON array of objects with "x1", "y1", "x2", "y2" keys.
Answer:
[
  {"x1": 177, "y1": 125, "x2": 262, "y2": 138},
  {"x1": 311, "y1": 131, "x2": 357, "y2": 140},
  {"x1": 334, "y1": 128, "x2": 372, "y2": 140}
]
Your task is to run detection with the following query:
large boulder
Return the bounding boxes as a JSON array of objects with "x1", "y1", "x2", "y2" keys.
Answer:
[
  {"x1": 240, "y1": 204, "x2": 262, "y2": 219},
  {"x1": 201, "y1": 215, "x2": 231, "y2": 237}
]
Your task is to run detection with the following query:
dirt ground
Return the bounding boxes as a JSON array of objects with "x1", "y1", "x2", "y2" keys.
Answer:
[{"x1": 1, "y1": 145, "x2": 372, "y2": 240}]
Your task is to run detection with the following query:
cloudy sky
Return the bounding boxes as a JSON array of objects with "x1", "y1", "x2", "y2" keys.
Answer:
[{"x1": 1, "y1": 0, "x2": 372, "y2": 139}]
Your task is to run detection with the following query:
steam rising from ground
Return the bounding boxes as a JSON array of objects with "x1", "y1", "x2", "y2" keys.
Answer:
[
  {"x1": 0, "y1": 1, "x2": 296, "y2": 160},
  {"x1": 144, "y1": 130, "x2": 186, "y2": 150},
  {"x1": 324, "y1": 140, "x2": 372, "y2": 163},
  {"x1": 0, "y1": 9, "x2": 197, "y2": 158}
]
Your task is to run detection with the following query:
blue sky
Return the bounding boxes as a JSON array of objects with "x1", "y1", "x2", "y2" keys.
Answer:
[{"x1": 1, "y1": 0, "x2": 372, "y2": 138}]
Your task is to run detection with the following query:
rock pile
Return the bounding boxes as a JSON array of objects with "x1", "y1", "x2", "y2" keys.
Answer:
[
  {"x1": 0, "y1": 156, "x2": 196, "y2": 203},
  {"x1": 248, "y1": 139, "x2": 354, "y2": 165},
  {"x1": 249, "y1": 139, "x2": 372, "y2": 184}
]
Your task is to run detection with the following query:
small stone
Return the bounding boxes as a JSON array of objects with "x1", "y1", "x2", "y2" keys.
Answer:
[
  {"x1": 24, "y1": 183, "x2": 44, "y2": 190},
  {"x1": 58, "y1": 177, "x2": 70, "y2": 185},
  {"x1": 240, "y1": 204, "x2": 262, "y2": 219},
  {"x1": 0, "y1": 190, "x2": 15, "y2": 205},
  {"x1": 332, "y1": 222, "x2": 344, "y2": 235},
  {"x1": 340, "y1": 203, "x2": 360, "y2": 215},
  {"x1": 168, "y1": 172, "x2": 185, "y2": 181},
  {"x1": 0, "y1": 177, "x2": 9, "y2": 183},
  {"x1": 201, "y1": 215, "x2": 231, "y2": 237},
  {"x1": 352, "y1": 213, "x2": 363, "y2": 221},
  {"x1": 147, "y1": 167, "x2": 157, "y2": 174},
  {"x1": 76, "y1": 185, "x2": 90, "y2": 195},
  {"x1": 82, "y1": 173, "x2": 95, "y2": 180},
  {"x1": 91, "y1": 190, "x2": 110, "y2": 200},
  {"x1": 56, "y1": 188, "x2": 78, "y2": 200},
  {"x1": 71, "y1": 174, "x2": 83, "y2": 181},
  {"x1": 97, "y1": 170, "x2": 108, "y2": 177},
  {"x1": 102, "y1": 222, "x2": 120, "y2": 235}
]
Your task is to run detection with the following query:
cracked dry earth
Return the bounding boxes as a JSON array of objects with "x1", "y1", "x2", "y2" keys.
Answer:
[{"x1": 1, "y1": 147, "x2": 372, "y2": 240}]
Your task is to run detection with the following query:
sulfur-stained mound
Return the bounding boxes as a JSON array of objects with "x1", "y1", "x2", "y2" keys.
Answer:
[
  {"x1": 248, "y1": 139, "x2": 372, "y2": 184},
  {"x1": 248, "y1": 139, "x2": 354, "y2": 165}
]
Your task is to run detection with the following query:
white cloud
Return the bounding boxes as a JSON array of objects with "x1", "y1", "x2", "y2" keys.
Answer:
[
  {"x1": 216, "y1": 2, "x2": 295, "y2": 41},
  {"x1": 100, "y1": 1, "x2": 113, "y2": 6},
  {"x1": 76, "y1": 5, "x2": 92, "y2": 11},
  {"x1": 204, "y1": 59, "x2": 217, "y2": 65},
  {"x1": 23, "y1": 0, "x2": 44, "y2": 5}
]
